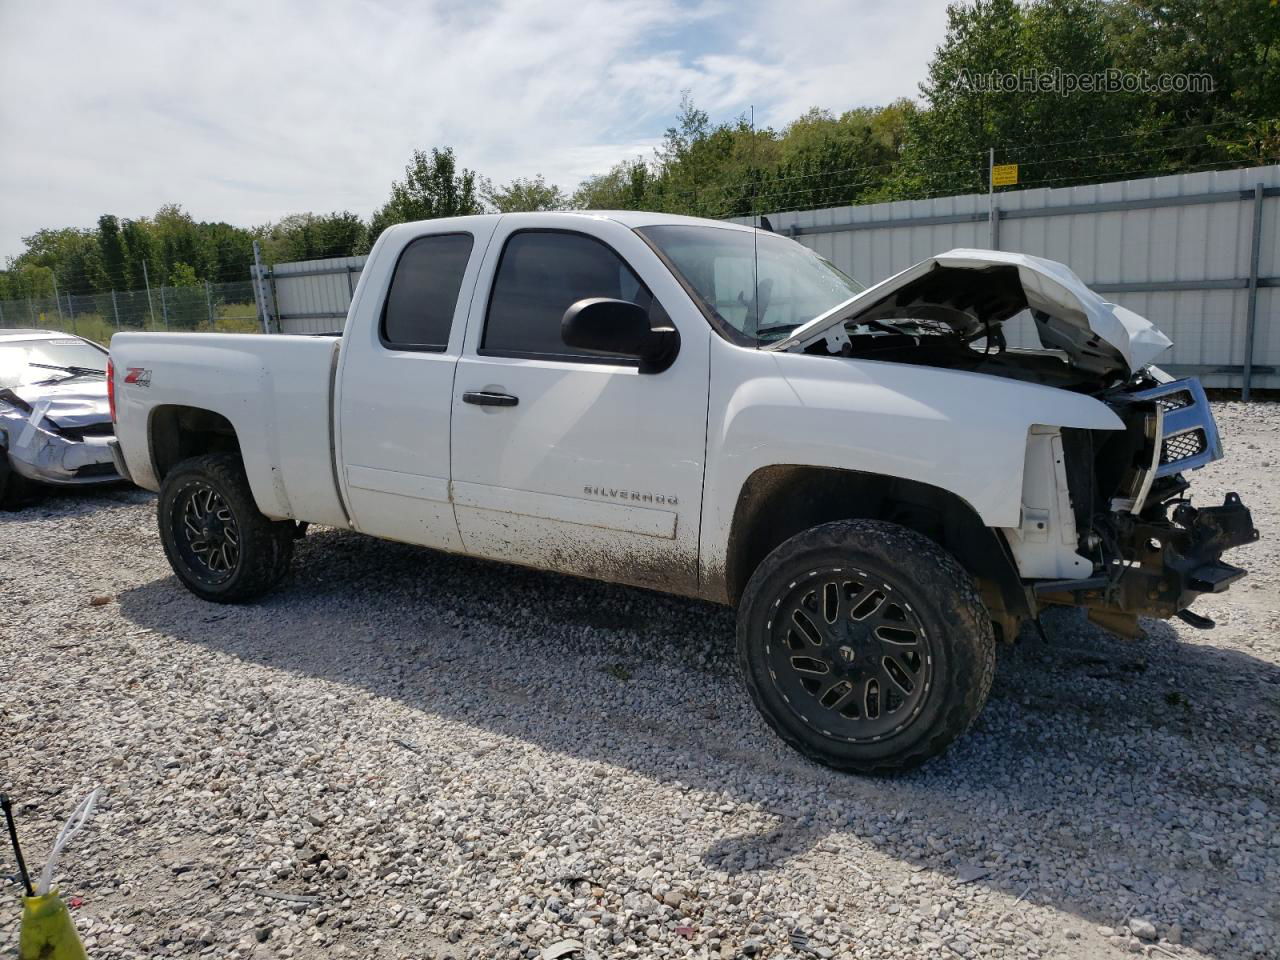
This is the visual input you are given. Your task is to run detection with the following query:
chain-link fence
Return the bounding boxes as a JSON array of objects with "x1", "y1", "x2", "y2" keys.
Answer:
[{"x1": 0, "y1": 279, "x2": 261, "y2": 345}]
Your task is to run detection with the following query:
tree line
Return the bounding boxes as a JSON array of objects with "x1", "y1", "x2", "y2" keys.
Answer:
[{"x1": 4, "y1": 0, "x2": 1276, "y2": 301}]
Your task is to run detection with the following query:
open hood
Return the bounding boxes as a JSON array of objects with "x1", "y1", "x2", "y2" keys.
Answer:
[{"x1": 765, "y1": 249, "x2": 1172, "y2": 376}]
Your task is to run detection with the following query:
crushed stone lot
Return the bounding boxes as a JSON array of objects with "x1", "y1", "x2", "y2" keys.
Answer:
[{"x1": 2, "y1": 401, "x2": 1277, "y2": 960}]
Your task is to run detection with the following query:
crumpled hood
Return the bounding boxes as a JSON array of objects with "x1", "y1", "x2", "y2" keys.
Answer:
[
  {"x1": 1, "y1": 378, "x2": 111, "y2": 429},
  {"x1": 766, "y1": 248, "x2": 1173, "y2": 374}
]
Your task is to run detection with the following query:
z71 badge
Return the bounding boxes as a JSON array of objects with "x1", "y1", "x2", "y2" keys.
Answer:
[{"x1": 124, "y1": 367, "x2": 152, "y2": 387}]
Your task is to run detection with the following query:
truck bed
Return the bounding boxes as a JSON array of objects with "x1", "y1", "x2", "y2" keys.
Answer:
[{"x1": 110, "y1": 332, "x2": 347, "y2": 526}]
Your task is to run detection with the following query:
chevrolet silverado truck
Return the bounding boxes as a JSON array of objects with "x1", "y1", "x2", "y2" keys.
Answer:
[{"x1": 108, "y1": 211, "x2": 1258, "y2": 773}]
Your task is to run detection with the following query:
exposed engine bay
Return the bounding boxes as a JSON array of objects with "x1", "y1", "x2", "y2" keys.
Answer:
[{"x1": 768, "y1": 250, "x2": 1258, "y2": 638}]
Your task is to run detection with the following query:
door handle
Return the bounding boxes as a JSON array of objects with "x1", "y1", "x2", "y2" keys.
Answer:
[{"x1": 462, "y1": 390, "x2": 519, "y2": 407}]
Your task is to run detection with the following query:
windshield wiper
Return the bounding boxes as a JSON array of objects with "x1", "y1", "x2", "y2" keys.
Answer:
[{"x1": 28, "y1": 362, "x2": 106, "y2": 380}]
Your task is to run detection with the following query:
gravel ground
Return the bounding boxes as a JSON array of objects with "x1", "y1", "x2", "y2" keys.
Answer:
[{"x1": 2, "y1": 401, "x2": 1277, "y2": 960}]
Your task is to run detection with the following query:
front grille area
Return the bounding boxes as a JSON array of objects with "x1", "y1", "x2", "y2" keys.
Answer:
[
  {"x1": 1162, "y1": 429, "x2": 1207, "y2": 465},
  {"x1": 74, "y1": 463, "x2": 118, "y2": 478},
  {"x1": 1154, "y1": 389, "x2": 1194, "y2": 413},
  {"x1": 55, "y1": 421, "x2": 114, "y2": 441}
]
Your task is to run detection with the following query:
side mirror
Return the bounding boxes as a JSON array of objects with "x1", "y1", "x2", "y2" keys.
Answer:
[{"x1": 561, "y1": 298, "x2": 680, "y2": 373}]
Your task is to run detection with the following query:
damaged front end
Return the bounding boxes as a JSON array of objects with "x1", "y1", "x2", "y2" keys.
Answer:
[
  {"x1": 0, "y1": 386, "x2": 119, "y2": 486},
  {"x1": 1033, "y1": 377, "x2": 1259, "y2": 636}
]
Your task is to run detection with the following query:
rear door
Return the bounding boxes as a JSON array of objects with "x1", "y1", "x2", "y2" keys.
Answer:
[
  {"x1": 449, "y1": 215, "x2": 710, "y2": 595},
  {"x1": 335, "y1": 219, "x2": 496, "y2": 549}
]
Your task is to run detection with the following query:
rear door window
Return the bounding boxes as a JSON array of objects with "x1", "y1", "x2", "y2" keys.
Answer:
[{"x1": 381, "y1": 233, "x2": 474, "y2": 351}]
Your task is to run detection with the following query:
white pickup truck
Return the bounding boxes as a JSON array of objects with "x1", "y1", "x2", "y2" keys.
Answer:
[{"x1": 108, "y1": 211, "x2": 1257, "y2": 773}]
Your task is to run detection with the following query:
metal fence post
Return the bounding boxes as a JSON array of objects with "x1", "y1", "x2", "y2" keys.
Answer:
[
  {"x1": 67, "y1": 292, "x2": 77, "y2": 334},
  {"x1": 159, "y1": 284, "x2": 169, "y2": 329},
  {"x1": 27, "y1": 298, "x2": 35, "y2": 324},
  {"x1": 1243, "y1": 182, "x2": 1265, "y2": 402},
  {"x1": 111, "y1": 289, "x2": 120, "y2": 329},
  {"x1": 205, "y1": 280, "x2": 215, "y2": 330},
  {"x1": 252, "y1": 240, "x2": 273, "y2": 334},
  {"x1": 142, "y1": 260, "x2": 156, "y2": 327},
  {"x1": 53, "y1": 277, "x2": 64, "y2": 323}
]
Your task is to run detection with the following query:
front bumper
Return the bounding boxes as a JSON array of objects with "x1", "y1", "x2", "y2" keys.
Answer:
[
  {"x1": 1036, "y1": 491, "x2": 1259, "y2": 622},
  {"x1": 2, "y1": 422, "x2": 120, "y2": 486}
]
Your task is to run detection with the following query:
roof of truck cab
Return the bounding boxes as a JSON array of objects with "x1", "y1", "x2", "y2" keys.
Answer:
[{"x1": 385, "y1": 210, "x2": 759, "y2": 234}]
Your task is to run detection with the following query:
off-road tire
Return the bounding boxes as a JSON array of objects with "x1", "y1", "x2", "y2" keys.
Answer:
[
  {"x1": 157, "y1": 453, "x2": 294, "y2": 603},
  {"x1": 737, "y1": 519, "x2": 995, "y2": 775}
]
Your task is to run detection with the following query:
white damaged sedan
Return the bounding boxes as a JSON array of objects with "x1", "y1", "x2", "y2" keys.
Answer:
[{"x1": 0, "y1": 329, "x2": 121, "y2": 504}]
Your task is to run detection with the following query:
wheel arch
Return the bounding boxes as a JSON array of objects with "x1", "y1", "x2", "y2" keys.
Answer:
[
  {"x1": 724, "y1": 464, "x2": 1031, "y2": 639},
  {"x1": 149, "y1": 404, "x2": 242, "y2": 482}
]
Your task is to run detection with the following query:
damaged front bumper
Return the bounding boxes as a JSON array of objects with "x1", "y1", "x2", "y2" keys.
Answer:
[
  {"x1": 1, "y1": 416, "x2": 119, "y2": 485},
  {"x1": 1035, "y1": 492, "x2": 1259, "y2": 632},
  {"x1": 1033, "y1": 377, "x2": 1258, "y2": 635}
]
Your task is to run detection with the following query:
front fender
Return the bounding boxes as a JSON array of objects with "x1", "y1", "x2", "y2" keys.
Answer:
[{"x1": 700, "y1": 344, "x2": 1122, "y2": 588}]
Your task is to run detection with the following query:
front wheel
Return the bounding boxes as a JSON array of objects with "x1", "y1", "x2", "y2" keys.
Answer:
[
  {"x1": 157, "y1": 453, "x2": 294, "y2": 603},
  {"x1": 737, "y1": 519, "x2": 995, "y2": 774}
]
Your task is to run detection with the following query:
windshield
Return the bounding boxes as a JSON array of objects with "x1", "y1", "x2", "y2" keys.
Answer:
[
  {"x1": 637, "y1": 224, "x2": 864, "y2": 344},
  {"x1": 0, "y1": 337, "x2": 107, "y2": 388}
]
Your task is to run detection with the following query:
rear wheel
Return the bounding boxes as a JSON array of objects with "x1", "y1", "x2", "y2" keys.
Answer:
[
  {"x1": 157, "y1": 453, "x2": 294, "y2": 603},
  {"x1": 737, "y1": 519, "x2": 995, "y2": 774}
]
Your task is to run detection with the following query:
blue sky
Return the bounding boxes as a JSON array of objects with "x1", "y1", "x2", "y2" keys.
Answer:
[{"x1": 0, "y1": 0, "x2": 952, "y2": 262}]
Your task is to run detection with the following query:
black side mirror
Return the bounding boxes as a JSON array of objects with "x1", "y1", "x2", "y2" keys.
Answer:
[{"x1": 561, "y1": 298, "x2": 680, "y2": 373}]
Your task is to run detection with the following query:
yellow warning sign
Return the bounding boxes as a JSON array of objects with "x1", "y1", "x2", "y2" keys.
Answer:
[{"x1": 991, "y1": 163, "x2": 1019, "y2": 187}]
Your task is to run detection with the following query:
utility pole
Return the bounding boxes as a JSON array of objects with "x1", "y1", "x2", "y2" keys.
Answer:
[{"x1": 142, "y1": 260, "x2": 157, "y2": 328}]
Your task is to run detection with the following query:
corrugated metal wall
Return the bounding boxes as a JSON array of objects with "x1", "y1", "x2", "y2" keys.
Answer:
[
  {"x1": 260, "y1": 163, "x2": 1279, "y2": 390},
  {"x1": 741, "y1": 164, "x2": 1279, "y2": 391}
]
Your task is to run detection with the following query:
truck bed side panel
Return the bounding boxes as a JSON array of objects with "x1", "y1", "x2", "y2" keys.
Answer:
[{"x1": 110, "y1": 332, "x2": 347, "y2": 526}]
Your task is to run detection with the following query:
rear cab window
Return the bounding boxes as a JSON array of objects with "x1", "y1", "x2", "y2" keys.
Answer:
[
  {"x1": 481, "y1": 230, "x2": 666, "y2": 362},
  {"x1": 380, "y1": 233, "x2": 475, "y2": 351}
]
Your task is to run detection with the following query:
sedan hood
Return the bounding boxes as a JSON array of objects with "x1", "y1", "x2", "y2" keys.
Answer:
[
  {"x1": 766, "y1": 248, "x2": 1172, "y2": 375},
  {"x1": 1, "y1": 377, "x2": 111, "y2": 429}
]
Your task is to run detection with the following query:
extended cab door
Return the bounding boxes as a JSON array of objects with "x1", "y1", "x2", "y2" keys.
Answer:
[
  {"x1": 335, "y1": 218, "x2": 497, "y2": 549},
  {"x1": 450, "y1": 216, "x2": 709, "y2": 595}
]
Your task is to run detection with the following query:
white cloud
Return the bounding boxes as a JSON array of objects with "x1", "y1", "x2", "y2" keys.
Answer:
[{"x1": 0, "y1": 0, "x2": 948, "y2": 263}]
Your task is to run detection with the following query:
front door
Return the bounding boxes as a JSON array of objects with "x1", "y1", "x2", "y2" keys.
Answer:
[{"x1": 450, "y1": 217, "x2": 709, "y2": 595}]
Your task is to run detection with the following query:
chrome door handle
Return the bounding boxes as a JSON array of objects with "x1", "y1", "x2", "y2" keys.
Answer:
[{"x1": 462, "y1": 390, "x2": 519, "y2": 407}]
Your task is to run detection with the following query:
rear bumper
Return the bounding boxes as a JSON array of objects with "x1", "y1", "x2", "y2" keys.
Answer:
[
  {"x1": 1034, "y1": 492, "x2": 1259, "y2": 621},
  {"x1": 108, "y1": 438, "x2": 133, "y2": 484}
]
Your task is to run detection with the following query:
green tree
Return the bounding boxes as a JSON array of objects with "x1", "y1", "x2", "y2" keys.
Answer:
[
  {"x1": 364, "y1": 148, "x2": 484, "y2": 251},
  {"x1": 261, "y1": 212, "x2": 366, "y2": 263},
  {"x1": 483, "y1": 175, "x2": 567, "y2": 212},
  {"x1": 97, "y1": 215, "x2": 129, "y2": 291},
  {"x1": 571, "y1": 159, "x2": 654, "y2": 210}
]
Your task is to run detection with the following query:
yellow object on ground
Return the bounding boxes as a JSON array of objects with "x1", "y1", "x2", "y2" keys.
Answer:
[{"x1": 19, "y1": 892, "x2": 87, "y2": 960}]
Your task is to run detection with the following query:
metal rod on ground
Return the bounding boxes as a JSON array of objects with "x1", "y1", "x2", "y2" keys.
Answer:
[
  {"x1": 1243, "y1": 181, "x2": 1264, "y2": 402},
  {"x1": 205, "y1": 280, "x2": 215, "y2": 330},
  {"x1": 111, "y1": 289, "x2": 120, "y2": 329},
  {"x1": 142, "y1": 260, "x2": 156, "y2": 328}
]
